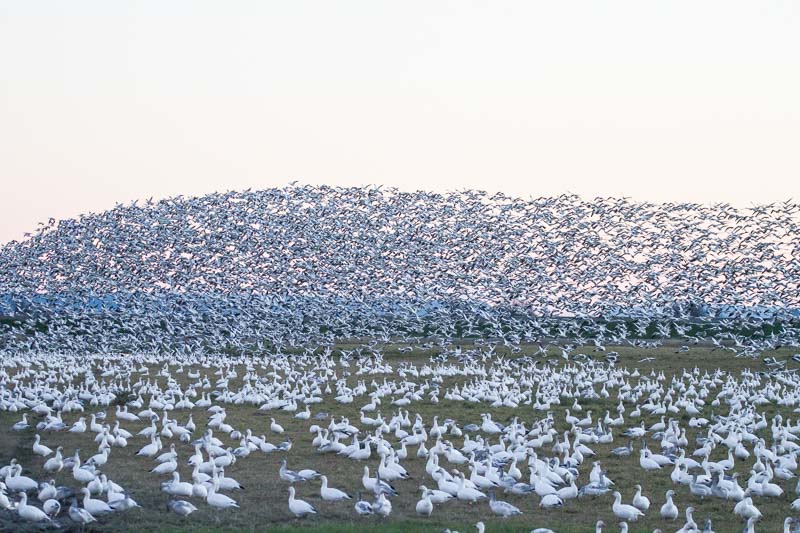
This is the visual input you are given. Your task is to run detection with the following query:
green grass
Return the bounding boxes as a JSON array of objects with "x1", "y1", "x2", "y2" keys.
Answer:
[{"x1": 1, "y1": 343, "x2": 799, "y2": 532}]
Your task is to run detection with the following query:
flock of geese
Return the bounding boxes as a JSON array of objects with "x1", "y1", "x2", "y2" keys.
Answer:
[
  {"x1": 0, "y1": 186, "x2": 799, "y2": 531},
  {"x1": 0, "y1": 186, "x2": 797, "y2": 358},
  {"x1": 2, "y1": 346, "x2": 800, "y2": 531}
]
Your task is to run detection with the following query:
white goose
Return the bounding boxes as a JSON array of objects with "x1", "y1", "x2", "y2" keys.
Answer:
[
  {"x1": 612, "y1": 491, "x2": 644, "y2": 521},
  {"x1": 632, "y1": 484, "x2": 650, "y2": 511},
  {"x1": 320, "y1": 475, "x2": 351, "y2": 501},
  {"x1": 161, "y1": 472, "x2": 193, "y2": 497},
  {"x1": 207, "y1": 478, "x2": 239, "y2": 510},
  {"x1": 17, "y1": 492, "x2": 50, "y2": 522},
  {"x1": 488, "y1": 491, "x2": 522, "y2": 517},
  {"x1": 660, "y1": 489, "x2": 678, "y2": 520},
  {"x1": 82, "y1": 487, "x2": 113, "y2": 515},
  {"x1": 6, "y1": 464, "x2": 39, "y2": 492},
  {"x1": 43, "y1": 447, "x2": 63, "y2": 472},
  {"x1": 415, "y1": 488, "x2": 434, "y2": 516},
  {"x1": 32, "y1": 435, "x2": 53, "y2": 457},
  {"x1": 288, "y1": 486, "x2": 316, "y2": 517},
  {"x1": 456, "y1": 472, "x2": 487, "y2": 503}
]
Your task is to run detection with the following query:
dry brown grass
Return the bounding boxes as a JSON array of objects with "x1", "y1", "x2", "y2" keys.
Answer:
[{"x1": 1, "y1": 344, "x2": 798, "y2": 532}]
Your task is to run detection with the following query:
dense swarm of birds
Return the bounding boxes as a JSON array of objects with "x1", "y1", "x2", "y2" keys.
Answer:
[
  {"x1": 2, "y1": 185, "x2": 800, "y2": 531},
  {"x1": 0, "y1": 185, "x2": 798, "y2": 355}
]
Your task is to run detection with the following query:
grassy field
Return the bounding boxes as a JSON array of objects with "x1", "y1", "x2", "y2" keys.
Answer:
[{"x1": 1, "y1": 343, "x2": 799, "y2": 532}]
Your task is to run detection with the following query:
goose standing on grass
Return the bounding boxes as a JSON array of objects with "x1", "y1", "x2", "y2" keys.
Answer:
[
  {"x1": 69, "y1": 498, "x2": 97, "y2": 525},
  {"x1": 6, "y1": 465, "x2": 39, "y2": 492},
  {"x1": 168, "y1": 499, "x2": 198, "y2": 517},
  {"x1": 489, "y1": 490, "x2": 522, "y2": 517},
  {"x1": 38, "y1": 480, "x2": 57, "y2": 501},
  {"x1": 675, "y1": 506, "x2": 697, "y2": 533},
  {"x1": 12, "y1": 414, "x2": 30, "y2": 431},
  {"x1": 43, "y1": 498, "x2": 60, "y2": 518},
  {"x1": 288, "y1": 486, "x2": 316, "y2": 517},
  {"x1": 456, "y1": 472, "x2": 487, "y2": 503},
  {"x1": 362, "y1": 466, "x2": 397, "y2": 496},
  {"x1": 373, "y1": 492, "x2": 392, "y2": 517},
  {"x1": 32, "y1": 435, "x2": 53, "y2": 457},
  {"x1": 17, "y1": 492, "x2": 50, "y2": 522},
  {"x1": 612, "y1": 491, "x2": 644, "y2": 521},
  {"x1": 632, "y1": 484, "x2": 650, "y2": 512},
  {"x1": 419, "y1": 484, "x2": 453, "y2": 504},
  {"x1": 416, "y1": 488, "x2": 433, "y2": 516},
  {"x1": 151, "y1": 457, "x2": 178, "y2": 475},
  {"x1": 0, "y1": 485, "x2": 12, "y2": 511},
  {"x1": 43, "y1": 447, "x2": 63, "y2": 473},
  {"x1": 82, "y1": 487, "x2": 114, "y2": 515},
  {"x1": 108, "y1": 490, "x2": 141, "y2": 512},
  {"x1": 660, "y1": 489, "x2": 678, "y2": 520},
  {"x1": 354, "y1": 491, "x2": 373, "y2": 515},
  {"x1": 320, "y1": 475, "x2": 351, "y2": 501},
  {"x1": 162, "y1": 472, "x2": 193, "y2": 497},
  {"x1": 279, "y1": 459, "x2": 307, "y2": 483},
  {"x1": 207, "y1": 478, "x2": 239, "y2": 510},
  {"x1": 539, "y1": 493, "x2": 564, "y2": 509}
]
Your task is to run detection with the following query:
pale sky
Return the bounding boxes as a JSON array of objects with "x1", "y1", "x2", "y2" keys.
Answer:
[{"x1": 1, "y1": 1, "x2": 799, "y2": 244}]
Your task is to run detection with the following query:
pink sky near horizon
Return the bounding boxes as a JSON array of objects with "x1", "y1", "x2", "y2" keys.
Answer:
[{"x1": 1, "y1": 1, "x2": 799, "y2": 244}]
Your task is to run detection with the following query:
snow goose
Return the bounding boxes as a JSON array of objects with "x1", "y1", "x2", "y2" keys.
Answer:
[
  {"x1": 6, "y1": 464, "x2": 39, "y2": 492},
  {"x1": 354, "y1": 491, "x2": 373, "y2": 515},
  {"x1": 0, "y1": 459, "x2": 18, "y2": 479},
  {"x1": 43, "y1": 498, "x2": 60, "y2": 518},
  {"x1": 207, "y1": 478, "x2": 239, "y2": 510},
  {"x1": 612, "y1": 491, "x2": 644, "y2": 521},
  {"x1": 288, "y1": 486, "x2": 316, "y2": 517},
  {"x1": 215, "y1": 468, "x2": 244, "y2": 491},
  {"x1": 660, "y1": 489, "x2": 678, "y2": 519},
  {"x1": 279, "y1": 459, "x2": 307, "y2": 483},
  {"x1": 419, "y1": 484, "x2": 453, "y2": 504},
  {"x1": 488, "y1": 491, "x2": 522, "y2": 517},
  {"x1": 43, "y1": 447, "x2": 64, "y2": 473},
  {"x1": 674, "y1": 506, "x2": 697, "y2": 533},
  {"x1": 539, "y1": 493, "x2": 563, "y2": 509},
  {"x1": 161, "y1": 472, "x2": 193, "y2": 497},
  {"x1": 151, "y1": 457, "x2": 178, "y2": 475},
  {"x1": 17, "y1": 492, "x2": 50, "y2": 522},
  {"x1": 632, "y1": 484, "x2": 650, "y2": 511},
  {"x1": 373, "y1": 492, "x2": 391, "y2": 517},
  {"x1": 12, "y1": 414, "x2": 30, "y2": 431},
  {"x1": 167, "y1": 499, "x2": 198, "y2": 517},
  {"x1": 320, "y1": 475, "x2": 351, "y2": 501},
  {"x1": 71, "y1": 458, "x2": 96, "y2": 484},
  {"x1": 155, "y1": 443, "x2": 178, "y2": 464},
  {"x1": 37, "y1": 479, "x2": 57, "y2": 502},
  {"x1": 733, "y1": 497, "x2": 761, "y2": 521},
  {"x1": 0, "y1": 484, "x2": 11, "y2": 511},
  {"x1": 68, "y1": 497, "x2": 97, "y2": 525},
  {"x1": 456, "y1": 472, "x2": 487, "y2": 502},
  {"x1": 136, "y1": 435, "x2": 161, "y2": 458},
  {"x1": 270, "y1": 418, "x2": 285, "y2": 434},
  {"x1": 412, "y1": 490, "x2": 435, "y2": 518},
  {"x1": 361, "y1": 466, "x2": 397, "y2": 496},
  {"x1": 81, "y1": 487, "x2": 113, "y2": 515},
  {"x1": 32, "y1": 434, "x2": 53, "y2": 457},
  {"x1": 108, "y1": 490, "x2": 140, "y2": 511},
  {"x1": 639, "y1": 450, "x2": 661, "y2": 471}
]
